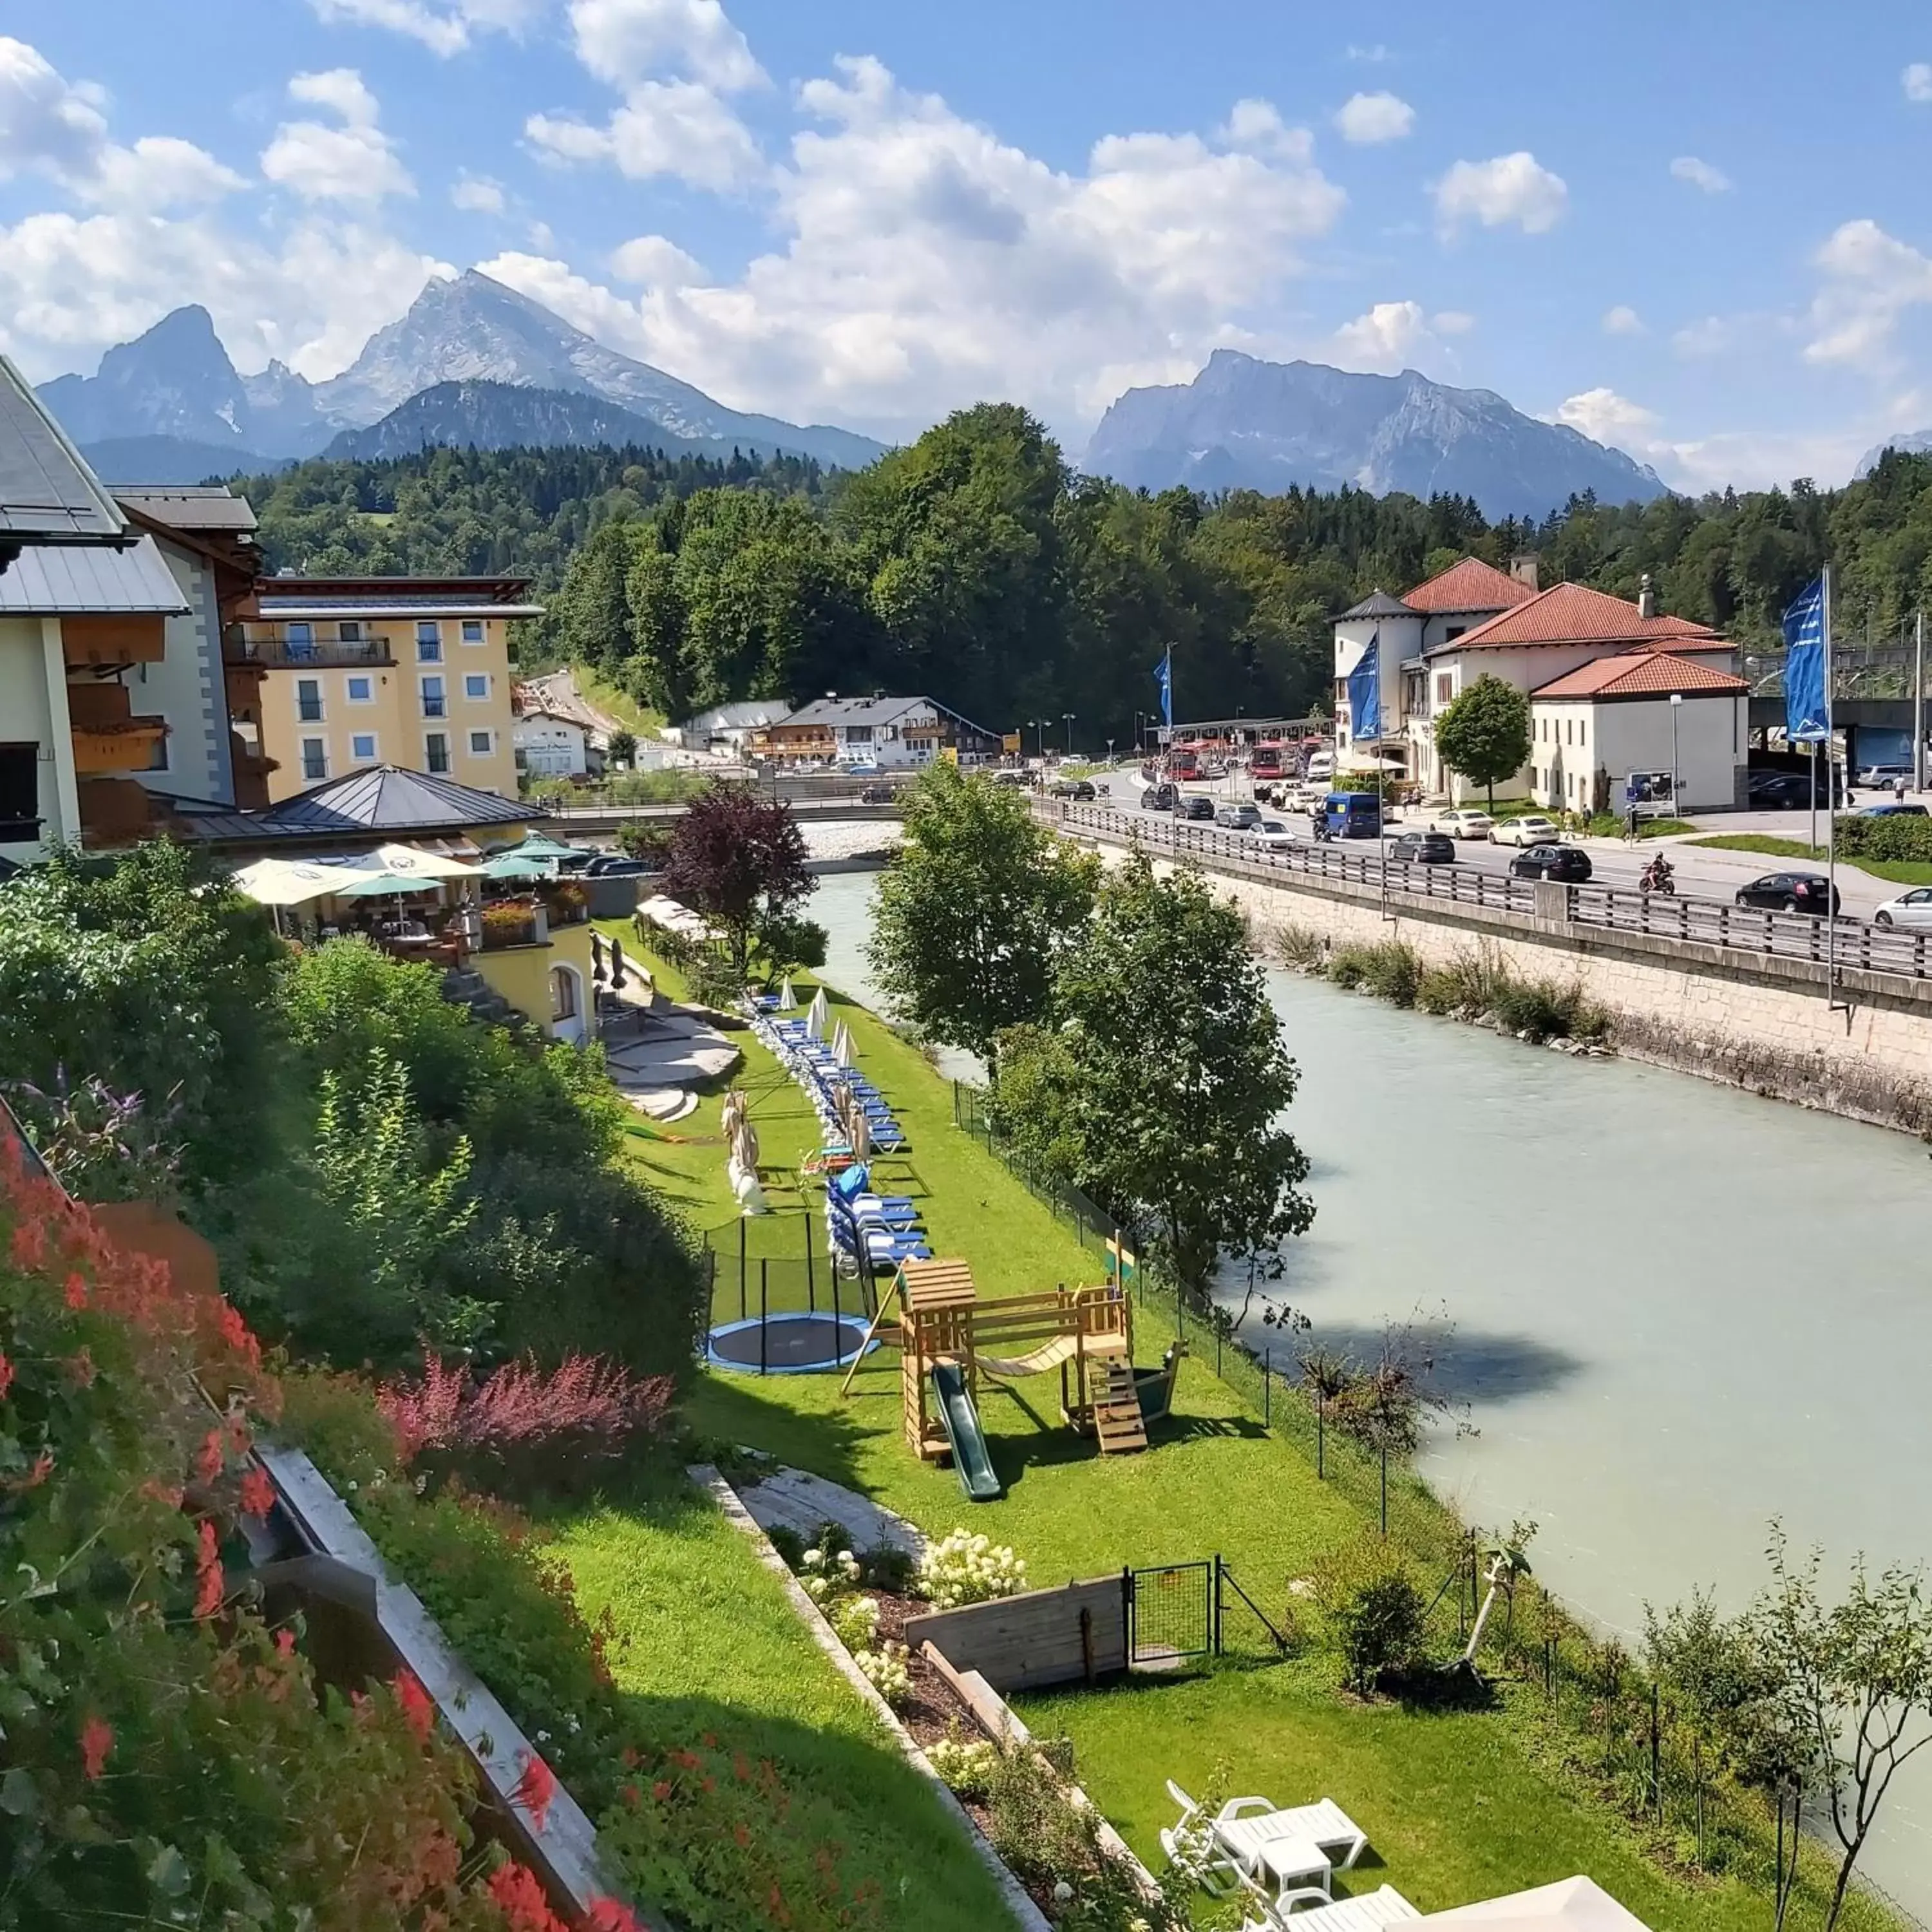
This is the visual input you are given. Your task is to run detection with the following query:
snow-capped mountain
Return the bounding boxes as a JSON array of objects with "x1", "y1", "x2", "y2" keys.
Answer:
[
  {"x1": 1856, "y1": 430, "x2": 1932, "y2": 477},
  {"x1": 1083, "y1": 351, "x2": 1667, "y2": 520},
  {"x1": 41, "y1": 270, "x2": 886, "y2": 478}
]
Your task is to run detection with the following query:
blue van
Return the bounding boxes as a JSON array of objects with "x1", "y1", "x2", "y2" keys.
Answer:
[{"x1": 1323, "y1": 791, "x2": 1382, "y2": 839}]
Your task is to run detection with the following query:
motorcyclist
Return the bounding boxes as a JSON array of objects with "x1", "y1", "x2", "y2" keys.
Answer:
[{"x1": 1640, "y1": 851, "x2": 1676, "y2": 894}]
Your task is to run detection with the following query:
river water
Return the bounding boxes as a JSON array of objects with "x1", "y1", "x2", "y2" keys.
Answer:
[{"x1": 808, "y1": 866, "x2": 1932, "y2": 1909}]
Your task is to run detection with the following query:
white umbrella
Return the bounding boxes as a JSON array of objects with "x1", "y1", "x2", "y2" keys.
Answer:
[
  {"x1": 231, "y1": 856, "x2": 387, "y2": 907},
  {"x1": 806, "y1": 988, "x2": 829, "y2": 1041},
  {"x1": 849, "y1": 1112, "x2": 871, "y2": 1161},
  {"x1": 363, "y1": 842, "x2": 482, "y2": 881},
  {"x1": 1421, "y1": 1877, "x2": 1653, "y2": 1932},
  {"x1": 732, "y1": 1119, "x2": 759, "y2": 1170},
  {"x1": 778, "y1": 978, "x2": 797, "y2": 1012}
]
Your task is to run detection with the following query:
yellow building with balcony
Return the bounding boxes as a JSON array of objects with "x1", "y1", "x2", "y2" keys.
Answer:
[{"x1": 231, "y1": 576, "x2": 538, "y2": 804}]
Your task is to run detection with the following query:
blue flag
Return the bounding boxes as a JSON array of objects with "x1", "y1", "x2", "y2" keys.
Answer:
[
  {"x1": 1783, "y1": 577, "x2": 1828, "y2": 744},
  {"x1": 1347, "y1": 630, "x2": 1382, "y2": 741},
  {"x1": 1153, "y1": 649, "x2": 1173, "y2": 727}
]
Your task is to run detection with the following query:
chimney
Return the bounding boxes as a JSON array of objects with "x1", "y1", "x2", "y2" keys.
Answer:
[
  {"x1": 1509, "y1": 553, "x2": 1540, "y2": 591},
  {"x1": 1638, "y1": 573, "x2": 1656, "y2": 620}
]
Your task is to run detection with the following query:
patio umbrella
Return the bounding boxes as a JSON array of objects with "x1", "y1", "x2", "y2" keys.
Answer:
[
  {"x1": 331, "y1": 873, "x2": 444, "y2": 900},
  {"x1": 231, "y1": 857, "x2": 386, "y2": 907},
  {"x1": 806, "y1": 988, "x2": 829, "y2": 1041},
  {"x1": 778, "y1": 978, "x2": 797, "y2": 1012},
  {"x1": 480, "y1": 850, "x2": 559, "y2": 882},
  {"x1": 720, "y1": 1090, "x2": 745, "y2": 1134},
  {"x1": 835, "y1": 1023, "x2": 858, "y2": 1068},
  {"x1": 503, "y1": 833, "x2": 581, "y2": 862},
  {"x1": 732, "y1": 1119, "x2": 759, "y2": 1170},
  {"x1": 849, "y1": 1112, "x2": 871, "y2": 1162},
  {"x1": 364, "y1": 842, "x2": 482, "y2": 881}
]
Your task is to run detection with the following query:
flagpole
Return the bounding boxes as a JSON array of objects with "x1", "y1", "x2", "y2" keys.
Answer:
[{"x1": 1824, "y1": 565, "x2": 1839, "y2": 1007}]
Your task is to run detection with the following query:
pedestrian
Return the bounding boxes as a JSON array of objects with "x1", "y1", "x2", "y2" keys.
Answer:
[
  {"x1": 1625, "y1": 802, "x2": 1641, "y2": 844},
  {"x1": 1896, "y1": 773, "x2": 1908, "y2": 802}
]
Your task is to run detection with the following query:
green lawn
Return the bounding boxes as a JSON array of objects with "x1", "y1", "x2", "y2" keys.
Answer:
[
  {"x1": 551, "y1": 1476, "x2": 1018, "y2": 1931},
  {"x1": 598, "y1": 946, "x2": 1888, "y2": 1932},
  {"x1": 1691, "y1": 833, "x2": 1932, "y2": 887}
]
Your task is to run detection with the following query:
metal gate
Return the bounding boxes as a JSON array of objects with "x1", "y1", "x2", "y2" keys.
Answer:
[{"x1": 1124, "y1": 1560, "x2": 1215, "y2": 1667}]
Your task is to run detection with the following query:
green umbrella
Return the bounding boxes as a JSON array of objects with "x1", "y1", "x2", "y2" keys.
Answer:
[
  {"x1": 480, "y1": 850, "x2": 558, "y2": 881},
  {"x1": 505, "y1": 834, "x2": 580, "y2": 861}
]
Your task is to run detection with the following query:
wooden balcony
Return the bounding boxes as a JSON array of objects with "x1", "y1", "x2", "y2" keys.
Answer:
[
  {"x1": 68, "y1": 681, "x2": 168, "y2": 776},
  {"x1": 225, "y1": 659, "x2": 267, "y2": 715},
  {"x1": 230, "y1": 730, "x2": 278, "y2": 811},
  {"x1": 62, "y1": 614, "x2": 166, "y2": 668},
  {"x1": 77, "y1": 777, "x2": 156, "y2": 845}
]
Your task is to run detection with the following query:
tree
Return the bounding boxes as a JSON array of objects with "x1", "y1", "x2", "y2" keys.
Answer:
[
  {"x1": 661, "y1": 784, "x2": 815, "y2": 985},
  {"x1": 868, "y1": 763, "x2": 1098, "y2": 1064},
  {"x1": 1751, "y1": 1524, "x2": 1932, "y2": 1929},
  {"x1": 1432, "y1": 674, "x2": 1531, "y2": 808},
  {"x1": 1007, "y1": 855, "x2": 1312, "y2": 1303},
  {"x1": 606, "y1": 728, "x2": 637, "y2": 768}
]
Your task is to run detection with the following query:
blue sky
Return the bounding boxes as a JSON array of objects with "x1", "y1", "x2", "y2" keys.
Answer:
[{"x1": 6, "y1": 0, "x2": 1932, "y2": 488}]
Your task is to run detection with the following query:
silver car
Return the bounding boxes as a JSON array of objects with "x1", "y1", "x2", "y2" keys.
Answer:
[{"x1": 1873, "y1": 887, "x2": 1932, "y2": 929}]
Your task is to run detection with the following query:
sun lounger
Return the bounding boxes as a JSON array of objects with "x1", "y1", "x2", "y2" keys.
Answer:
[
  {"x1": 1239, "y1": 1884, "x2": 1417, "y2": 1932},
  {"x1": 1214, "y1": 1797, "x2": 1369, "y2": 1872}
]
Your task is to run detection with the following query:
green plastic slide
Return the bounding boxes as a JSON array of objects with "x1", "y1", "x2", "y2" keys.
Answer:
[{"x1": 931, "y1": 1361, "x2": 1002, "y2": 1501}]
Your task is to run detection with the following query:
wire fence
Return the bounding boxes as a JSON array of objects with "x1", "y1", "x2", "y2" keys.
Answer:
[
  {"x1": 949, "y1": 1079, "x2": 1926, "y2": 1932},
  {"x1": 697, "y1": 1215, "x2": 879, "y2": 1342}
]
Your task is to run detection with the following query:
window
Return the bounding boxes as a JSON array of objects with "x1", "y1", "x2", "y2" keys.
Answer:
[
  {"x1": 416, "y1": 621, "x2": 442, "y2": 663},
  {"x1": 468, "y1": 729, "x2": 493, "y2": 756},
  {"x1": 346, "y1": 674, "x2": 374, "y2": 703},
  {"x1": 339, "y1": 620, "x2": 361, "y2": 643},
  {"x1": 460, "y1": 620, "x2": 484, "y2": 644},
  {"x1": 464, "y1": 673, "x2": 489, "y2": 701},
  {"x1": 296, "y1": 677, "x2": 323, "y2": 723},
  {"x1": 1444, "y1": 625, "x2": 1466, "y2": 642},
  {"x1": 1435, "y1": 674, "x2": 1453, "y2": 705},
  {"x1": 425, "y1": 732, "x2": 451, "y2": 775},
  {"x1": 1578, "y1": 719, "x2": 1587, "y2": 746},
  {"x1": 0, "y1": 743, "x2": 41, "y2": 840},
  {"x1": 286, "y1": 622, "x2": 313, "y2": 647},
  {"x1": 421, "y1": 675, "x2": 446, "y2": 719},
  {"x1": 549, "y1": 966, "x2": 578, "y2": 1022},
  {"x1": 300, "y1": 738, "x2": 327, "y2": 782},
  {"x1": 350, "y1": 732, "x2": 377, "y2": 762}
]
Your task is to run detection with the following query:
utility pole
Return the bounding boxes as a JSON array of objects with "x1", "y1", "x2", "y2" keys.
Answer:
[
  {"x1": 1917, "y1": 611, "x2": 1926, "y2": 796},
  {"x1": 1669, "y1": 694, "x2": 1683, "y2": 815},
  {"x1": 1063, "y1": 712, "x2": 1075, "y2": 755}
]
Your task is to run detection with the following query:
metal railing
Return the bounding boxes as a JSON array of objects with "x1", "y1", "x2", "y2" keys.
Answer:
[
  {"x1": 1043, "y1": 799, "x2": 1932, "y2": 985},
  {"x1": 228, "y1": 634, "x2": 396, "y2": 668}
]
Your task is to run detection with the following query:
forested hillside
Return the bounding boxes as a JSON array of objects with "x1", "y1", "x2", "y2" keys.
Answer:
[{"x1": 242, "y1": 412, "x2": 1932, "y2": 741}]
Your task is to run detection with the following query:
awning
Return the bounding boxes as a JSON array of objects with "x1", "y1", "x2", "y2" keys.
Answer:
[{"x1": 231, "y1": 856, "x2": 387, "y2": 907}]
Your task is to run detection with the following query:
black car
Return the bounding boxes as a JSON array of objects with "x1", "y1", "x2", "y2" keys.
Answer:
[
  {"x1": 1748, "y1": 770, "x2": 1843, "y2": 809},
  {"x1": 1391, "y1": 830, "x2": 1455, "y2": 864},
  {"x1": 1142, "y1": 782, "x2": 1177, "y2": 812},
  {"x1": 859, "y1": 782, "x2": 895, "y2": 804},
  {"x1": 582, "y1": 853, "x2": 650, "y2": 877},
  {"x1": 1049, "y1": 779, "x2": 1095, "y2": 801},
  {"x1": 1509, "y1": 843, "x2": 1593, "y2": 882},
  {"x1": 1736, "y1": 871, "x2": 1841, "y2": 916},
  {"x1": 1174, "y1": 793, "x2": 1217, "y2": 822}
]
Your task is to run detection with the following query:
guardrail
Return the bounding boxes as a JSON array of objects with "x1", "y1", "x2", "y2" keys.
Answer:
[{"x1": 1043, "y1": 800, "x2": 1932, "y2": 985}]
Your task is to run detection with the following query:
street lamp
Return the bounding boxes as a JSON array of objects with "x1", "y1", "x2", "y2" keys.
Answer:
[
  {"x1": 1028, "y1": 719, "x2": 1046, "y2": 759},
  {"x1": 1106, "y1": 737, "x2": 1115, "y2": 766},
  {"x1": 1063, "y1": 712, "x2": 1075, "y2": 755},
  {"x1": 1669, "y1": 693, "x2": 1683, "y2": 814}
]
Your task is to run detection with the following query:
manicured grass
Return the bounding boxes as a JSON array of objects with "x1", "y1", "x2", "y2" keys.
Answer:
[
  {"x1": 1691, "y1": 833, "x2": 1932, "y2": 887},
  {"x1": 553, "y1": 1475, "x2": 1020, "y2": 1931}
]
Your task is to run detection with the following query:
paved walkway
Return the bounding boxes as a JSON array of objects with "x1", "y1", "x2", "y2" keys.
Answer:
[{"x1": 734, "y1": 1463, "x2": 927, "y2": 1560}]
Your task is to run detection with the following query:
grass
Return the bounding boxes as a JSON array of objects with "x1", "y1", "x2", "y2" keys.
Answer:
[
  {"x1": 573, "y1": 663, "x2": 668, "y2": 740},
  {"x1": 547, "y1": 1474, "x2": 1018, "y2": 1932},
  {"x1": 592, "y1": 947, "x2": 1890, "y2": 1932},
  {"x1": 1691, "y1": 833, "x2": 1932, "y2": 887}
]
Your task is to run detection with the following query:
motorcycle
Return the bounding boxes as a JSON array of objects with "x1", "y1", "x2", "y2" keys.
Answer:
[{"x1": 1639, "y1": 855, "x2": 1676, "y2": 896}]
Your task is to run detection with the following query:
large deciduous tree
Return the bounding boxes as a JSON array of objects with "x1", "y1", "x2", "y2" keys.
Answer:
[
  {"x1": 868, "y1": 763, "x2": 1098, "y2": 1064},
  {"x1": 1433, "y1": 673, "x2": 1531, "y2": 808},
  {"x1": 661, "y1": 785, "x2": 815, "y2": 986},
  {"x1": 996, "y1": 855, "x2": 1312, "y2": 1303}
]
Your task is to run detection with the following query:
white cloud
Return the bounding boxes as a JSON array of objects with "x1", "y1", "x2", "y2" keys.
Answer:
[
  {"x1": 1334, "y1": 91, "x2": 1414, "y2": 144},
  {"x1": 1217, "y1": 99, "x2": 1313, "y2": 163},
  {"x1": 1432, "y1": 310, "x2": 1474, "y2": 335},
  {"x1": 1904, "y1": 62, "x2": 1932, "y2": 103},
  {"x1": 90, "y1": 137, "x2": 245, "y2": 210},
  {"x1": 495, "y1": 57, "x2": 1347, "y2": 434},
  {"x1": 1345, "y1": 43, "x2": 1392, "y2": 62},
  {"x1": 1804, "y1": 218, "x2": 1932, "y2": 370},
  {"x1": 1555, "y1": 387, "x2": 1660, "y2": 446},
  {"x1": 1332, "y1": 300, "x2": 1438, "y2": 372},
  {"x1": 610, "y1": 232, "x2": 708, "y2": 285},
  {"x1": 1434, "y1": 151, "x2": 1567, "y2": 236},
  {"x1": 1662, "y1": 427, "x2": 1873, "y2": 493},
  {"x1": 1602, "y1": 304, "x2": 1645, "y2": 336},
  {"x1": 308, "y1": 0, "x2": 540, "y2": 57},
  {"x1": 1672, "y1": 313, "x2": 1747, "y2": 357},
  {"x1": 567, "y1": 0, "x2": 764, "y2": 92},
  {"x1": 261, "y1": 68, "x2": 413, "y2": 201},
  {"x1": 527, "y1": 80, "x2": 763, "y2": 190},
  {"x1": 1670, "y1": 155, "x2": 1730, "y2": 194},
  {"x1": 450, "y1": 171, "x2": 506, "y2": 213}
]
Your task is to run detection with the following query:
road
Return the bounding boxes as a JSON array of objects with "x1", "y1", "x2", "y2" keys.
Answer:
[{"x1": 1084, "y1": 766, "x2": 1913, "y2": 922}]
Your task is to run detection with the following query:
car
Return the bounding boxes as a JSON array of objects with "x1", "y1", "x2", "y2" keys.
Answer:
[
  {"x1": 1391, "y1": 830, "x2": 1456, "y2": 864},
  {"x1": 1858, "y1": 801, "x2": 1928, "y2": 817},
  {"x1": 858, "y1": 782, "x2": 895, "y2": 803},
  {"x1": 1492, "y1": 814, "x2": 1562, "y2": 848},
  {"x1": 1735, "y1": 871, "x2": 1841, "y2": 916},
  {"x1": 1859, "y1": 764, "x2": 1913, "y2": 788},
  {"x1": 1747, "y1": 770, "x2": 1842, "y2": 809},
  {"x1": 1142, "y1": 782, "x2": 1177, "y2": 812},
  {"x1": 1873, "y1": 887, "x2": 1932, "y2": 929},
  {"x1": 1252, "y1": 817, "x2": 1299, "y2": 850},
  {"x1": 1215, "y1": 802, "x2": 1262, "y2": 830},
  {"x1": 1431, "y1": 809, "x2": 1495, "y2": 840},
  {"x1": 990, "y1": 768, "x2": 1030, "y2": 788},
  {"x1": 1175, "y1": 793, "x2": 1217, "y2": 822},
  {"x1": 1050, "y1": 778, "x2": 1095, "y2": 801},
  {"x1": 1508, "y1": 843, "x2": 1593, "y2": 882}
]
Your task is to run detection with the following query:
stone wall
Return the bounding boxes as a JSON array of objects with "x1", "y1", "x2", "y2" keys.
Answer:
[{"x1": 1072, "y1": 835, "x2": 1932, "y2": 1134}]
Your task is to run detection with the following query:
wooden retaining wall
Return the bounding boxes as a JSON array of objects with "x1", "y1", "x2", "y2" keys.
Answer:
[{"x1": 903, "y1": 1576, "x2": 1126, "y2": 1692}]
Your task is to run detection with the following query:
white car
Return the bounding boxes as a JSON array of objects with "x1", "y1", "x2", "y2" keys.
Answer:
[
  {"x1": 1493, "y1": 815, "x2": 1562, "y2": 848},
  {"x1": 1252, "y1": 817, "x2": 1299, "y2": 850},
  {"x1": 1432, "y1": 809, "x2": 1495, "y2": 841},
  {"x1": 1872, "y1": 887, "x2": 1932, "y2": 929}
]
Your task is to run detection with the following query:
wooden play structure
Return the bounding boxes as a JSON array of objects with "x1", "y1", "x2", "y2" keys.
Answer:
[{"x1": 842, "y1": 1260, "x2": 1166, "y2": 1492}]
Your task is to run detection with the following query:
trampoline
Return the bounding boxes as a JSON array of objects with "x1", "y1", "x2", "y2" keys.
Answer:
[{"x1": 706, "y1": 1311, "x2": 878, "y2": 1375}]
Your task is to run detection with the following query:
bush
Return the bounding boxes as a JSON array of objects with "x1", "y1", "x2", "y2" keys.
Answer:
[
  {"x1": 829, "y1": 1594, "x2": 882, "y2": 1651},
  {"x1": 1326, "y1": 940, "x2": 1420, "y2": 1007},
  {"x1": 926, "y1": 1732, "x2": 999, "y2": 1799},
  {"x1": 1273, "y1": 923, "x2": 1326, "y2": 969},
  {"x1": 1835, "y1": 812, "x2": 1932, "y2": 863},
  {"x1": 1316, "y1": 1542, "x2": 1430, "y2": 1694},
  {"x1": 853, "y1": 1641, "x2": 912, "y2": 1705},
  {"x1": 914, "y1": 1529, "x2": 1028, "y2": 1607}
]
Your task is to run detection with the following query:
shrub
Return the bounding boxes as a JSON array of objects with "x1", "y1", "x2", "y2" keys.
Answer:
[
  {"x1": 854, "y1": 1641, "x2": 912, "y2": 1705},
  {"x1": 798, "y1": 1541, "x2": 862, "y2": 1604},
  {"x1": 1327, "y1": 940, "x2": 1420, "y2": 1007},
  {"x1": 830, "y1": 1595, "x2": 882, "y2": 1651},
  {"x1": 1316, "y1": 1540, "x2": 1430, "y2": 1694},
  {"x1": 1835, "y1": 812, "x2": 1932, "y2": 863},
  {"x1": 1273, "y1": 922, "x2": 1326, "y2": 969},
  {"x1": 1487, "y1": 975, "x2": 1603, "y2": 1044},
  {"x1": 926, "y1": 1732, "x2": 999, "y2": 1799},
  {"x1": 914, "y1": 1529, "x2": 1028, "y2": 1608}
]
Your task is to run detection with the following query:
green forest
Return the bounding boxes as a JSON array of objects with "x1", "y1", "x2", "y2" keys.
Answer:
[{"x1": 240, "y1": 412, "x2": 1932, "y2": 740}]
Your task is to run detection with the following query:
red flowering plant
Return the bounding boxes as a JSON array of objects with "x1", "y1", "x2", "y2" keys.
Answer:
[{"x1": 0, "y1": 1135, "x2": 576, "y2": 1929}]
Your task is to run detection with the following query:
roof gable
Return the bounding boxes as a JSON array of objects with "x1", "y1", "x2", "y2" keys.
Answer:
[
  {"x1": 1443, "y1": 581, "x2": 1720, "y2": 652},
  {"x1": 258, "y1": 764, "x2": 531, "y2": 835},
  {"x1": 1403, "y1": 556, "x2": 1537, "y2": 614},
  {"x1": 1340, "y1": 589, "x2": 1418, "y2": 620},
  {"x1": 1531, "y1": 650, "x2": 1748, "y2": 699}
]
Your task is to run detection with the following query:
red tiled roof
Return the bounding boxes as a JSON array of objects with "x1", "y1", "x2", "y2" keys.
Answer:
[
  {"x1": 1531, "y1": 651, "x2": 1748, "y2": 700},
  {"x1": 1402, "y1": 556, "x2": 1539, "y2": 613},
  {"x1": 1448, "y1": 580, "x2": 1721, "y2": 651}
]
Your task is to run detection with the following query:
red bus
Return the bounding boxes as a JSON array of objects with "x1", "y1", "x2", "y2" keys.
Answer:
[
  {"x1": 1251, "y1": 744, "x2": 1285, "y2": 782},
  {"x1": 1166, "y1": 748, "x2": 1200, "y2": 782}
]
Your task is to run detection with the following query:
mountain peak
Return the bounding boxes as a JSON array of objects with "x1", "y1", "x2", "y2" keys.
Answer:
[{"x1": 1083, "y1": 352, "x2": 1664, "y2": 519}]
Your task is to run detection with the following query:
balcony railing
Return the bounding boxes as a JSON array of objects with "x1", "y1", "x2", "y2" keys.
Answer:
[{"x1": 225, "y1": 629, "x2": 395, "y2": 669}]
